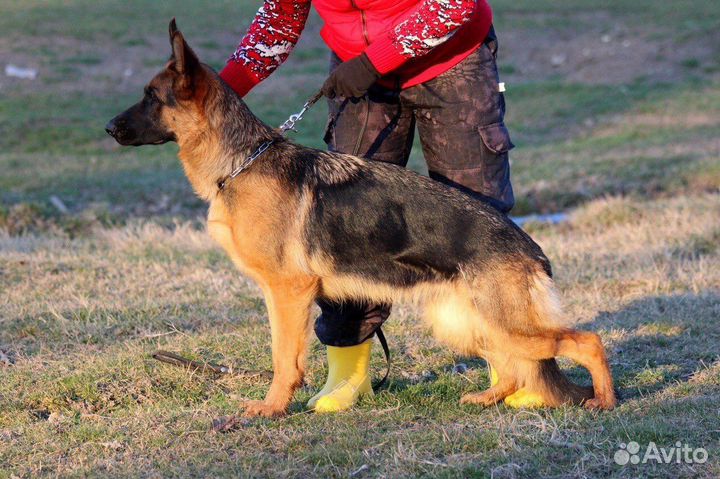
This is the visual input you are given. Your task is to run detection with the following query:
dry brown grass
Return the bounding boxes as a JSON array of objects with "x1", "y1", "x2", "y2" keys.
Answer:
[
  {"x1": 2, "y1": 193, "x2": 718, "y2": 478},
  {"x1": 2, "y1": 0, "x2": 719, "y2": 476}
]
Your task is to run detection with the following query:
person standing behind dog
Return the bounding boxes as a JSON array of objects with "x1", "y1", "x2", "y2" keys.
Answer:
[{"x1": 221, "y1": 0, "x2": 528, "y2": 413}]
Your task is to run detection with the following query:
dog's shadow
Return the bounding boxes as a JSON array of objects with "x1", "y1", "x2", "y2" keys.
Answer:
[{"x1": 583, "y1": 292, "x2": 719, "y2": 402}]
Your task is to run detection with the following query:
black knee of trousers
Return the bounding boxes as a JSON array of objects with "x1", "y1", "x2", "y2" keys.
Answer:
[{"x1": 314, "y1": 299, "x2": 391, "y2": 347}]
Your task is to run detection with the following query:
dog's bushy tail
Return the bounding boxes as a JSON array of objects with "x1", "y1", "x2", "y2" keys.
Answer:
[
  {"x1": 527, "y1": 272, "x2": 594, "y2": 406},
  {"x1": 535, "y1": 358, "x2": 594, "y2": 406},
  {"x1": 465, "y1": 262, "x2": 602, "y2": 407}
]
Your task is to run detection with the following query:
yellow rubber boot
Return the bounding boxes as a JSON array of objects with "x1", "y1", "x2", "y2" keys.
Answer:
[
  {"x1": 307, "y1": 340, "x2": 373, "y2": 413},
  {"x1": 489, "y1": 364, "x2": 547, "y2": 408}
]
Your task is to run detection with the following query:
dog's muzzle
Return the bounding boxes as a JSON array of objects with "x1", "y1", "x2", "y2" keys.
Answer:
[{"x1": 105, "y1": 118, "x2": 123, "y2": 141}]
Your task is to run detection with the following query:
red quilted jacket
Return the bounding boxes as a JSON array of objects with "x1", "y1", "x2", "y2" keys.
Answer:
[{"x1": 221, "y1": 0, "x2": 493, "y2": 96}]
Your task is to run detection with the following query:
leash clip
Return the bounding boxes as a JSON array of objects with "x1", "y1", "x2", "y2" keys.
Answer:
[
  {"x1": 279, "y1": 90, "x2": 323, "y2": 133},
  {"x1": 280, "y1": 113, "x2": 301, "y2": 133}
]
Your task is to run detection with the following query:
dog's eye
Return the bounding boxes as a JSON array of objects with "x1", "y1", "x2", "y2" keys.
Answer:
[{"x1": 145, "y1": 88, "x2": 161, "y2": 104}]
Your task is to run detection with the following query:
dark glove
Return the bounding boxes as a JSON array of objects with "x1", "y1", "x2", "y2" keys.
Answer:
[{"x1": 322, "y1": 53, "x2": 381, "y2": 99}]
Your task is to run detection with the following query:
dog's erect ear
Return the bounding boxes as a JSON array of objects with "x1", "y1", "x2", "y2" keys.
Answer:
[
  {"x1": 168, "y1": 18, "x2": 199, "y2": 78},
  {"x1": 169, "y1": 17, "x2": 179, "y2": 42}
]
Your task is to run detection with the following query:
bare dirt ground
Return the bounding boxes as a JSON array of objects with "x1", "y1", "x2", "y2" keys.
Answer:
[
  {"x1": 498, "y1": 11, "x2": 720, "y2": 84},
  {"x1": 2, "y1": 10, "x2": 718, "y2": 96}
]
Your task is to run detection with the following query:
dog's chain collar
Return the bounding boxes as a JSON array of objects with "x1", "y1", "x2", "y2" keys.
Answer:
[
  {"x1": 217, "y1": 140, "x2": 273, "y2": 190},
  {"x1": 217, "y1": 90, "x2": 323, "y2": 191}
]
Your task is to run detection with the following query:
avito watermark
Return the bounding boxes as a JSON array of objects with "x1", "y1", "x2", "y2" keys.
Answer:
[{"x1": 614, "y1": 441, "x2": 708, "y2": 466}]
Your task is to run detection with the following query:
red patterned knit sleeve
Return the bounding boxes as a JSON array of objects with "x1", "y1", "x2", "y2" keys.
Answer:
[
  {"x1": 220, "y1": 0, "x2": 311, "y2": 96},
  {"x1": 365, "y1": 0, "x2": 488, "y2": 75}
]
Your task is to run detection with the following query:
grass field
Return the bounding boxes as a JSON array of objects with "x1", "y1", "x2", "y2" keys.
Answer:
[{"x1": 1, "y1": 1, "x2": 719, "y2": 477}]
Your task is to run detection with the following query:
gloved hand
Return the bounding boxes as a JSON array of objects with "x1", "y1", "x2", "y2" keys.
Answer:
[{"x1": 322, "y1": 53, "x2": 381, "y2": 99}]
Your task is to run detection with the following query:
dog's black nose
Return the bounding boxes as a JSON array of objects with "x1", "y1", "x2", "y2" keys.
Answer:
[{"x1": 105, "y1": 120, "x2": 118, "y2": 137}]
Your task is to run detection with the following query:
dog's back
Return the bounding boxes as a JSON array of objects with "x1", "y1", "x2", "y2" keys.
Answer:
[
  {"x1": 205, "y1": 100, "x2": 616, "y2": 411},
  {"x1": 262, "y1": 142, "x2": 552, "y2": 288},
  {"x1": 280, "y1": 147, "x2": 614, "y2": 408}
]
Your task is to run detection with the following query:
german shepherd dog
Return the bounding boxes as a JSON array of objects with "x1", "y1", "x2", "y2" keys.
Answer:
[{"x1": 106, "y1": 20, "x2": 616, "y2": 417}]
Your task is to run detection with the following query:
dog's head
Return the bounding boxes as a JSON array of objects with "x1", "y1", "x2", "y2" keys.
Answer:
[{"x1": 106, "y1": 19, "x2": 207, "y2": 146}]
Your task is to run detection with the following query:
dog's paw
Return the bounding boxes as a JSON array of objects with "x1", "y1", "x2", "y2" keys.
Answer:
[
  {"x1": 242, "y1": 400, "x2": 287, "y2": 418},
  {"x1": 460, "y1": 392, "x2": 499, "y2": 407},
  {"x1": 584, "y1": 396, "x2": 616, "y2": 410}
]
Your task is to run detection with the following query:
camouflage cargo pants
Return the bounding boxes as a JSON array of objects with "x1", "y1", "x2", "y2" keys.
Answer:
[{"x1": 315, "y1": 31, "x2": 515, "y2": 346}]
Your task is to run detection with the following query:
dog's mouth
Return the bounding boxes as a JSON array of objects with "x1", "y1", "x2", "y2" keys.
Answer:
[
  {"x1": 113, "y1": 136, "x2": 171, "y2": 147},
  {"x1": 107, "y1": 132, "x2": 140, "y2": 146},
  {"x1": 105, "y1": 123, "x2": 174, "y2": 146}
]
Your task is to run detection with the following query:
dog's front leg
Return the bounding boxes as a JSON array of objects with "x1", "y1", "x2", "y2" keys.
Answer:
[{"x1": 243, "y1": 276, "x2": 317, "y2": 418}]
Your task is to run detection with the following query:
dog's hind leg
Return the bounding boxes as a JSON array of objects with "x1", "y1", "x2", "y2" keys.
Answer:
[
  {"x1": 424, "y1": 289, "x2": 520, "y2": 406},
  {"x1": 462, "y1": 267, "x2": 612, "y2": 409},
  {"x1": 556, "y1": 331, "x2": 615, "y2": 409},
  {"x1": 424, "y1": 287, "x2": 491, "y2": 357},
  {"x1": 460, "y1": 353, "x2": 518, "y2": 406},
  {"x1": 488, "y1": 362, "x2": 548, "y2": 408},
  {"x1": 242, "y1": 275, "x2": 318, "y2": 418},
  {"x1": 460, "y1": 377, "x2": 517, "y2": 406},
  {"x1": 502, "y1": 331, "x2": 616, "y2": 410}
]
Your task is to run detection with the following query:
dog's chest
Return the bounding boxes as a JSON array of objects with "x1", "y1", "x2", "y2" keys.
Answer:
[
  {"x1": 205, "y1": 195, "x2": 289, "y2": 282},
  {"x1": 207, "y1": 200, "x2": 246, "y2": 270}
]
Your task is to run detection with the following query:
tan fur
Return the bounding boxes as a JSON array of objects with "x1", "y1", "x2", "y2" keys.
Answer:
[
  {"x1": 159, "y1": 76, "x2": 228, "y2": 202},
  {"x1": 192, "y1": 137, "x2": 614, "y2": 417},
  {"x1": 425, "y1": 288, "x2": 492, "y2": 357},
  {"x1": 205, "y1": 174, "x2": 320, "y2": 417},
  {"x1": 135, "y1": 26, "x2": 616, "y2": 417},
  {"x1": 185, "y1": 118, "x2": 615, "y2": 418}
]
